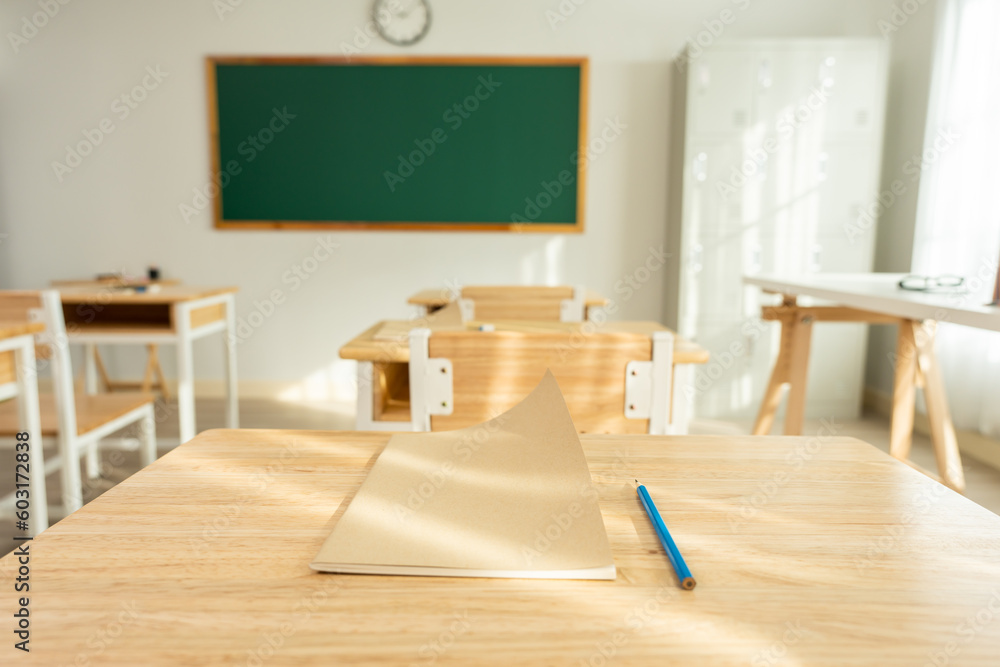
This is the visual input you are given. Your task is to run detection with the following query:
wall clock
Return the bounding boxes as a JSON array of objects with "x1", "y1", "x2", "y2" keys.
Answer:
[{"x1": 373, "y1": 0, "x2": 431, "y2": 46}]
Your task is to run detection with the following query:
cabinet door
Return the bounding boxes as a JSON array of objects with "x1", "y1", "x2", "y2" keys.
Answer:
[
  {"x1": 684, "y1": 142, "x2": 758, "y2": 238},
  {"x1": 753, "y1": 47, "x2": 824, "y2": 134},
  {"x1": 688, "y1": 50, "x2": 756, "y2": 136},
  {"x1": 814, "y1": 45, "x2": 884, "y2": 137}
]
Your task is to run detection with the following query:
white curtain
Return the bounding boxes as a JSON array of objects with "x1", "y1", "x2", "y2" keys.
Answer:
[{"x1": 911, "y1": 0, "x2": 1000, "y2": 437}]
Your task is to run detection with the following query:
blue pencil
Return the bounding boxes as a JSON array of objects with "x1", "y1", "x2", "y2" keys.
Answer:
[{"x1": 635, "y1": 480, "x2": 696, "y2": 590}]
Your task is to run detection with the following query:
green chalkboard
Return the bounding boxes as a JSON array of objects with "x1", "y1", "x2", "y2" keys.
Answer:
[{"x1": 208, "y1": 57, "x2": 587, "y2": 232}]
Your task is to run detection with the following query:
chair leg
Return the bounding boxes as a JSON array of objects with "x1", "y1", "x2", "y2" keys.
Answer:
[
  {"x1": 85, "y1": 441, "x2": 100, "y2": 480},
  {"x1": 60, "y1": 433, "x2": 83, "y2": 515},
  {"x1": 140, "y1": 407, "x2": 157, "y2": 467}
]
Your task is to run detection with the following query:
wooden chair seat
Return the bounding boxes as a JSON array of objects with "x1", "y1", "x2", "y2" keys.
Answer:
[{"x1": 0, "y1": 392, "x2": 154, "y2": 436}]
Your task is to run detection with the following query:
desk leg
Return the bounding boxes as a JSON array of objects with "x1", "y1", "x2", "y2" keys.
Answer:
[
  {"x1": 783, "y1": 315, "x2": 814, "y2": 435},
  {"x1": 753, "y1": 317, "x2": 793, "y2": 436},
  {"x1": 914, "y1": 321, "x2": 965, "y2": 492},
  {"x1": 223, "y1": 294, "x2": 239, "y2": 429},
  {"x1": 890, "y1": 321, "x2": 918, "y2": 461},
  {"x1": 175, "y1": 305, "x2": 196, "y2": 444},
  {"x1": 15, "y1": 340, "x2": 48, "y2": 534}
]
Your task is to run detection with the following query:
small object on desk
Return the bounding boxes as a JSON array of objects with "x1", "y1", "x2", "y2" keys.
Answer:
[
  {"x1": 134, "y1": 285, "x2": 147, "y2": 293},
  {"x1": 635, "y1": 479, "x2": 696, "y2": 590},
  {"x1": 479, "y1": 323, "x2": 495, "y2": 332},
  {"x1": 148, "y1": 265, "x2": 160, "y2": 281},
  {"x1": 897, "y1": 274, "x2": 966, "y2": 293}
]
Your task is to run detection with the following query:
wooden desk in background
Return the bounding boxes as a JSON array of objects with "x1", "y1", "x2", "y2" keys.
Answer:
[
  {"x1": 0, "y1": 320, "x2": 46, "y2": 533},
  {"x1": 3, "y1": 428, "x2": 998, "y2": 665},
  {"x1": 745, "y1": 273, "x2": 1000, "y2": 493},
  {"x1": 340, "y1": 319, "x2": 710, "y2": 433},
  {"x1": 57, "y1": 285, "x2": 239, "y2": 444},
  {"x1": 408, "y1": 286, "x2": 610, "y2": 318}
]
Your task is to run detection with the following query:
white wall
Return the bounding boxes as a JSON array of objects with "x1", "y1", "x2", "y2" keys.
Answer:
[{"x1": 0, "y1": 0, "x2": 889, "y2": 399}]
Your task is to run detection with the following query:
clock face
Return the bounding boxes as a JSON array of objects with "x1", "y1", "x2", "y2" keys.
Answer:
[{"x1": 374, "y1": 0, "x2": 431, "y2": 46}]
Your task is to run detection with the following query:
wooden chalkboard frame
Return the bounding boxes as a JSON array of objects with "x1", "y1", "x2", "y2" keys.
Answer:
[{"x1": 206, "y1": 56, "x2": 589, "y2": 233}]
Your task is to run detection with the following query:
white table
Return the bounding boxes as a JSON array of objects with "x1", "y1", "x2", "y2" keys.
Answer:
[
  {"x1": 745, "y1": 273, "x2": 1000, "y2": 492},
  {"x1": 0, "y1": 321, "x2": 46, "y2": 534},
  {"x1": 58, "y1": 286, "x2": 239, "y2": 445}
]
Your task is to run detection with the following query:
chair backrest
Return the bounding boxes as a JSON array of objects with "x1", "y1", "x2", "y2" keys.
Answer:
[
  {"x1": 409, "y1": 326, "x2": 673, "y2": 434},
  {"x1": 459, "y1": 285, "x2": 585, "y2": 322},
  {"x1": 0, "y1": 290, "x2": 77, "y2": 437}
]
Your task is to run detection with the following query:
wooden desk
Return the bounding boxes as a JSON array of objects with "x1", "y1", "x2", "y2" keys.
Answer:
[
  {"x1": 0, "y1": 320, "x2": 46, "y2": 533},
  {"x1": 57, "y1": 285, "x2": 239, "y2": 444},
  {"x1": 408, "y1": 286, "x2": 610, "y2": 318},
  {"x1": 3, "y1": 428, "x2": 999, "y2": 666},
  {"x1": 745, "y1": 273, "x2": 1000, "y2": 493},
  {"x1": 340, "y1": 319, "x2": 710, "y2": 432}
]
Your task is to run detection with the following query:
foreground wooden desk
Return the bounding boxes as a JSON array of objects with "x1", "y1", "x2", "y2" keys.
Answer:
[
  {"x1": 3, "y1": 429, "x2": 998, "y2": 665},
  {"x1": 340, "y1": 319, "x2": 710, "y2": 433},
  {"x1": 57, "y1": 285, "x2": 239, "y2": 444},
  {"x1": 745, "y1": 273, "x2": 1000, "y2": 493},
  {"x1": 0, "y1": 320, "x2": 46, "y2": 533}
]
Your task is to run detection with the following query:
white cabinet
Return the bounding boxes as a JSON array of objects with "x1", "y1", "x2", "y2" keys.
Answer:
[{"x1": 666, "y1": 39, "x2": 888, "y2": 421}]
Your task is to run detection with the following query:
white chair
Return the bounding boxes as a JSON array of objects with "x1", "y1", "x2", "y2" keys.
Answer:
[
  {"x1": 457, "y1": 285, "x2": 587, "y2": 322},
  {"x1": 408, "y1": 327, "x2": 674, "y2": 434},
  {"x1": 0, "y1": 291, "x2": 156, "y2": 527}
]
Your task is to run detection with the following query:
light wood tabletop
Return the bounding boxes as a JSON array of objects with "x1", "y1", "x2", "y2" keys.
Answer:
[
  {"x1": 3, "y1": 429, "x2": 999, "y2": 665},
  {"x1": 408, "y1": 286, "x2": 610, "y2": 308},
  {"x1": 56, "y1": 284, "x2": 237, "y2": 305},
  {"x1": 340, "y1": 319, "x2": 711, "y2": 365}
]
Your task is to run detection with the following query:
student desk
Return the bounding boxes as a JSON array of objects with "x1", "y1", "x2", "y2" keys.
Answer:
[
  {"x1": 0, "y1": 321, "x2": 46, "y2": 533},
  {"x1": 57, "y1": 285, "x2": 239, "y2": 444},
  {"x1": 3, "y1": 428, "x2": 998, "y2": 666},
  {"x1": 408, "y1": 286, "x2": 610, "y2": 318},
  {"x1": 340, "y1": 319, "x2": 710, "y2": 433},
  {"x1": 745, "y1": 273, "x2": 1000, "y2": 493}
]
